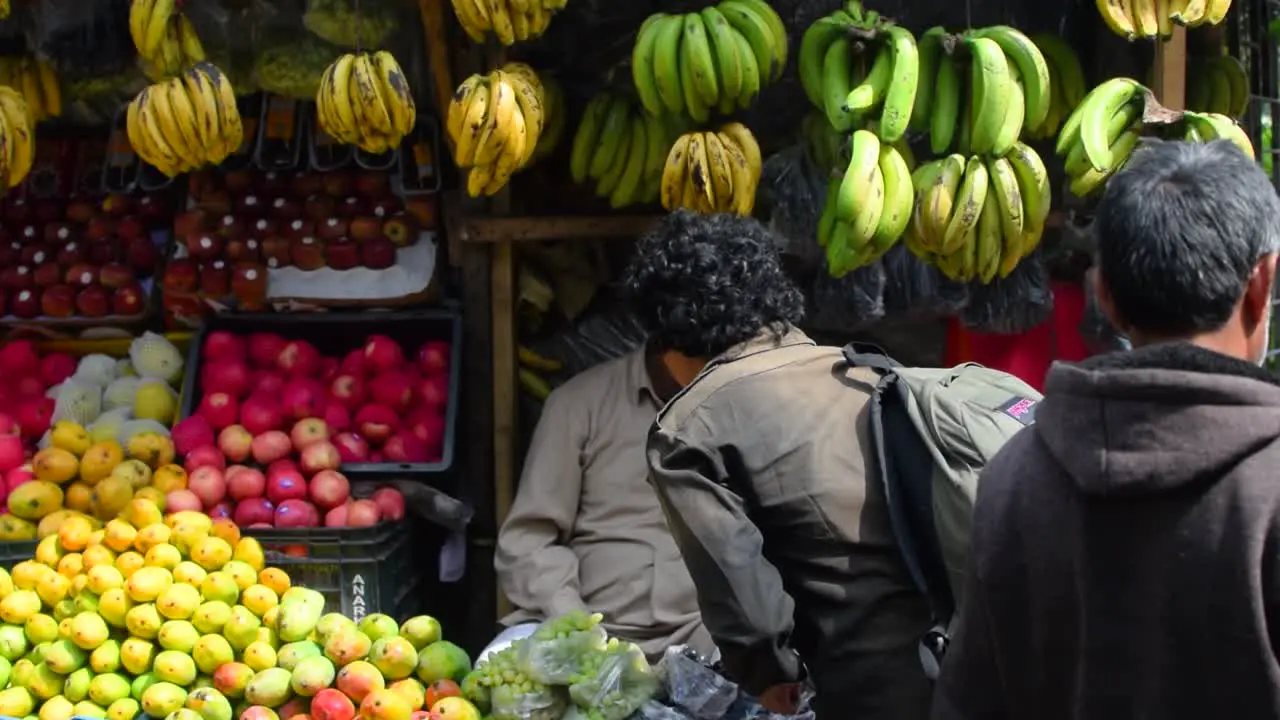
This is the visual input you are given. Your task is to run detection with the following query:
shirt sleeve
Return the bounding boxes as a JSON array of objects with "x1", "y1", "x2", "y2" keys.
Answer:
[
  {"x1": 495, "y1": 388, "x2": 589, "y2": 620},
  {"x1": 646, "y1": 422, "x2": 801, "y2": 694}
]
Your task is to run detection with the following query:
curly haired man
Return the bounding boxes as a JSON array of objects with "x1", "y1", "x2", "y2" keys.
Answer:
[{"x1": 621, "y1": 211, "x2": 933, "y2": 720}]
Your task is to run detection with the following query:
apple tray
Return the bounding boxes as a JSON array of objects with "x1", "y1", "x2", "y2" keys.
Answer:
[
  {"x1": 0, "y1": 278, "x2": 157, "y2": 334},
  {"x1": 176, "y1": 306, "x2": 463, "y2": 484}
]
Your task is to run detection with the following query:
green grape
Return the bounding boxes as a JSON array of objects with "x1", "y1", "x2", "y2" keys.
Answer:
[{"x1": 532, "y1": 610, "x2": 603, "y2": 641}]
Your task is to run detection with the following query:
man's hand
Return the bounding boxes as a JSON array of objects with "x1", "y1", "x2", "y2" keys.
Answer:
[{"x1": 757, "y1": 682, "x2": 802, "y2": 714}]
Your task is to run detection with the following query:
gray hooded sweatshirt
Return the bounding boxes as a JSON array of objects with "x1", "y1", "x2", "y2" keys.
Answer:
[{"x1": 933, "y1": 342, "x2": 1280, "y2": 719}]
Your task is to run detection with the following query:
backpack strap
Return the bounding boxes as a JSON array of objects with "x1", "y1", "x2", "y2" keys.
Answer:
[{"x1": 843, "y1": 343, "x2": 955, "y2": 680}]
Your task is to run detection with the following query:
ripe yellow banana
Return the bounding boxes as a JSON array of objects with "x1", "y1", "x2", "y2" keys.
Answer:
[
  {"x1": 142, "y1": 0, "x2": 176, "y2": 60},
  {"x1": 1096, "y1": 0, "x2": 1138, "y2": 38},
  {"x1": 36, "y1": 61, "x2": 60, "y2": 118},
  {"x1": 473, "y1": 71, "x2": 518, "y2": 167},
  {"x1": 454, "y1": 78, "x2": 491, "y2": 167},
  {"x1": 350, "y1": 53, "x2": 394, "y2": 137},
  {"x1": 372, "y1": 51, "x2": 417, "y2": 139},
  {"x1": 182, "y1": 67, "x2": 224, "y2": 161},
  {"x1": 660, "y1": 135, "x2": 692, "y2": 210},
  {"x1": 0, "y1": 88, "x2": 33, "y2": 188},
  {"x1": 942, "y1": 157, "x2": 989, "y2": 254},
  {"x1": 148, "y1": 78, "x2": 196, "y2": 160}
]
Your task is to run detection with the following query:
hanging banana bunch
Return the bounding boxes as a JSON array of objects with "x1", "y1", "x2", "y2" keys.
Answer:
[
  {"x1": 660, "y1": 122, "x2": 762, "y2": 216},
  {"x1": 126, "y1": 62, "x2": 244, "y2": 177},
  {"x1": 446, "y1": 63, "x2": 551, "y2": 197},
  {"x1": 0, "y1": 87, "x2": 35, "y2": 192},
  {"x1": 316, "y1": 51, "x2": 418, "y2": 155},
  {"x1": 130, "y1": 0, "x2": 206, "y2": 80},
  {"x1": 0, "y1": 57, "x2": 62, "y2": 122}
]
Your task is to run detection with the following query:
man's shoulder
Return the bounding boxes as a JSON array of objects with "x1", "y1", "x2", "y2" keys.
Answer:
[
  {"x1": 656, "y1": 343, "x2": 851, "y2": 431},
  {"x1": 547, "y1": 349, "x2": 640, "y2": 403}
]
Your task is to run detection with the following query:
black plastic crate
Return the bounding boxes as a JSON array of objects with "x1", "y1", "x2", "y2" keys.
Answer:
[
  {"x1": 246, "y1": 520, "x2": 437, "y2": 621},
  {"x1": 178, "y1": 308, "x2": 462, "y2": 482},
  {"x1": 0, "y1": 541, "x2": 36, "y2": 570}
]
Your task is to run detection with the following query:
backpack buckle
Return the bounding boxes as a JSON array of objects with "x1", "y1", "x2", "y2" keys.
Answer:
[{"x1": 918, "y1": 624, "x2": 949, "y2": 681}]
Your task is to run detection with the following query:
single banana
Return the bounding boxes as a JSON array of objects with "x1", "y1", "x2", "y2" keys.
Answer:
[
  {"x1": 1065, "y1": 98, "x2": 1138, "y2": 176},
  {"x1": 373, "y1": 51, "x2": 417, "y2": 139},
  {"x1": 509, "y1": 3, "x2": 532, "y2": 42},
  {"x1": 194, "y1": 62, "x2": 242, "y2": 156},
  {"x1": 1155, "y1": 0, "x2": 1174, "y2": 37},
  {"x1": 588, "y1": 97, "x2": 632, "y2": 179},
  {"x1": 570, "y1": 94, "x2": 610, "y2": 183},
  {"x1": 350, "y1": 53, "x2": 394, "y2": 137},
  {"x1": 702, "y1": 131, "x2": 736, "y2": 212},
  {"x1": 846, "y1": 44, "x2": 892, "y2": 114},
  {"x1": 19, "y1": 60, "x2": 44, "y2": 122},
  {"x1": 965, "y1": 37, "x2": 1012, "y2": 156},
  {"x1": 36, "y1": 60, "x2": 61, "y2": 118},
  {"x1": 986, "y1": 157, "x2": 1025, "y2": 277},
  {"x1": 731, "y1": 0, "x2": 788, "y2": 81},
  {"x1": 454, "y1": 78, "x2": 492, "y2": 167},
  {"x1": 1172, "y1": 0, "x2": 1207, "y2": 24},
  {"x1": 1131, "y1": 0, "x2": 1159, "y2": 38},
  {"x1": 799, "y1": 14, "x2": 855, "y2": 107},
  {"x1": 876, "y1": 25, "x2": 919, "y2": 143},
  {"x1": 732, "y1": 28, "x2": 762, "y2": 109},
  {"x1": 974, "y1": 178, "x2": 1003, "y2": 283},
  {"x1": 717, "y1": 129, "x2": 757, "y2": 215},
  {"x1": 1031, "y1": 34, "x2": 1087, "y2": 108},
  {"x1": 1183, "y1": 111, "x2": 1255, "y2": 159},
  {"x1": 651, "y1": 15, "x2": 686, "y2": 115},
  {"x1": 134, "y1": 88, "x2": 185, "y2": 174},
  {"x1": 941, "y1": 157, "x2": 989, "y2": 254},
  {"x1": 975, "y1": 25, "x2": 1051, "y2": 131},
  {"x1": 595, "y1": 117, "x2": 635, "y2": 199},
  {"x1": 822, "y1": 37, "x2": 857, "y2": 131},
  {"x1": 451, "y1": 0, "x2": 489, "y2": 42},
  {"x1": 1202, "y1": 0, "x2": 1230, "y2": 25},
  {"x1": 177, "y1": 15, "x2": 206, "y2": 63},
  {"x1": 607, "y1": 118, "x2": 649, "y2": 208},
  {"x1": 930, "y1": 51, "x2": 961, "y2": 154},
  {"x1": 1004, "y1": 142, "x2": 1051, "y2": 249},
  {"x1": 149, "y1": 77, "x2": 197, "y2": 160},
  {"x1": 661, "y1": 134, "x2": 692, "y2": 210},
  {"x1": 130, "y1": 0, "x2": 157, "y2": 55},
  {"x1": 991, "y1": 71, "x2": 1025, "y2": 157},
  {"x1": 487, "y1": 0, "x2": 516, "y2": 45},
  {"x1": 182, "y1": 66, "x2": 223, "y2": 160},
  {"x1": 473, "y1": 71, "x2": 518, "y2": 166},
  {"x1": 632, "y1": 14, "x2": 668, "y2": 115},
  {"x1": 142, "y1": 0, "x2": 176, "y2": 60},
  {"x1": 701, "y1": 7, "x2": 743, "y2": 107},
  {"x1": 681, "y1": 13, "x2": 721, "y2": 110},
  {"x1": 1077, "y1": 77, "x2": 1143, "y2": 172},
  {"x1": 684, "y1": 131, "x2": 715, "y2": 209},
  {"x1": 836, "y1": 130, "x2": 884, "y2": 242},
  {"x1": 719, "y1": 122, "x2": 761, "y2": 177},
  {"x1": 920, "y1": 154, "x2": 966, "y2": 250}
]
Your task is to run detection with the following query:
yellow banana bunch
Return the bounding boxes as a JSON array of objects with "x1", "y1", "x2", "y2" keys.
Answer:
[
  {"x1": 633, "y1": 0, "x2": 786, "y2": 122},
  {"x1": 1185, "y1": 54, "x2": 1249, "y2": 118},
  {"x1": 1025, "y1": 34, "x2": 1086, "y2": 140},
  {"x1": 0, "y1": 0, "x2": 9, "y2": 19},
  {"x1": 316, "y1": 51, "x2": 417, "y2": 155},
  {"x1": 126, "y1": 62, "x2": 244, "y2": 177},
  {"x1": 1098, "y1": 0, "x2": 1232, "y2": 39},
  {"x1": 907, "y1": 144, "x2": 1050, "y2": 283},
  {"x1": 569, "y1": 93, "x2": 683, "y2": 208},
  {"x1": 660, "y1": 122, "x2": 761, "y2": 216},
  {"x1": 446, "y1": 63, "x2": 547, "y2": 197},
  {"x1": 0, "y1": 87, "x2": 35, "y2": 192},
  {"x1": 450, "y1": 0, "x2": 561, "y2": 45},
  {"x1": 0, "y1": 57, "x2": 62, "y2": 123}
]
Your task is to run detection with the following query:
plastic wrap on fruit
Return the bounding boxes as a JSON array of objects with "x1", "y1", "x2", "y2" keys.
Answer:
[
  {"x1": 654, "y1": 646, "x2": 738, "y2": 720},
  {"x1": 566, "y1": 640, "x2": 657, "y2": 720},
  {"x1": 961, "y1": 251, "x2": 1053, "y2": 334},
  {"x1": 302, "y1": 0, "x2": 398, "y2": 48},
  {"x1": 633, "y1": 700, "x2": 695, "y2": 719},
  {"x1": 880, "y1": 245, "x2": 970, "y2": 320},
  {"x1": 515, "y1": 610, "x2": 609, "y2": 685},
  {"x1": 254, "y1": 34, "x2": 344, "y2": 100},
  {"x1": 488, "y1": 682, "x2": 568, "y2": 720}
]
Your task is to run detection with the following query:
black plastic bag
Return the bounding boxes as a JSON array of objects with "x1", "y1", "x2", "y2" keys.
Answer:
[
  {"x1": 961, "y1": 253, "x2": 1054, "y2": 334},
  {"x1": 881, "y1": 246, "x2": 970, "y2": 319},
  {"x1": 760, "y1": 144, "x2": 828, "y2": 268},
  {"x1": 808, "y1": 262, "x2": 887, "y2": 333}
]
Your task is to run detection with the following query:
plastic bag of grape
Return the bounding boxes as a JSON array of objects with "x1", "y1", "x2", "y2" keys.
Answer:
[
  {"x1": 566, "y1": 640, "x2": 659, "y2": 720},
  {"x1": 466, "y1": 641, "x2": 569, "y2": 720},
  {"x1": 516, "y1": 610, "x2": 609, "y2": 685}
]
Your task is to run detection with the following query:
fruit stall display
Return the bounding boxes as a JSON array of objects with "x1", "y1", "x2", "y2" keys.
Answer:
[{"x1": 0, "y1": 499, "x2": 486, "y2": 720}]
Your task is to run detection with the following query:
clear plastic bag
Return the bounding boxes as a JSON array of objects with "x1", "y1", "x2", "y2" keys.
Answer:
[
  {"x1": 808, "y1": 262, "x2": 887, "y2": 333},
  {"x1": 489, "y1": 682, "x2": 567, "y2": 720},
  {"x1": 881, "y1": 246, "x2": 970, "y2": 319},
  {"x1": 655, "y1": 647, "x2": 739, "y2": 720},
  {"x1": 633, "y1": 700, "x2": 694, "y2": 719},
  {"x1": 961, "y1": 253, "x2": 1054, "y2": 334},
  {"x1": 567, "y1": 642, "x2": 658, "y2": 720},
  {"x1": 516, "y1": 613, "x2": 609, "y2": 685},
  {"x1": 254, "y1": 32, "x2": 343, "y2": 100},
  {"x1": 303, "y1": 0, "x2": 400, "y2": 49},
  {"x1": 760, "y1": 144, "x2": 829, "y2": 267}
]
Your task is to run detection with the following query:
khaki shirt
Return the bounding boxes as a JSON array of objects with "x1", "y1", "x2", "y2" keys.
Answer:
[
  {"x1": 649, "y1": 327, "x2": 932, "y2": 719},
  {"x1": 495, "y1": 348, "x2": 714, "y2": 659}
]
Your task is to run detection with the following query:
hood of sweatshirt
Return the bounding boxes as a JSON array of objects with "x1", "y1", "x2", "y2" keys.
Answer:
[{"x1": 1036, "y1": 342, "x2": 1280, "y2": 496}]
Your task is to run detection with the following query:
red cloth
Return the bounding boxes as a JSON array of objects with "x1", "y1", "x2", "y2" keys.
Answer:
[{"x1": 945, "y1": 282, "x2": 1091, "y2": 391}]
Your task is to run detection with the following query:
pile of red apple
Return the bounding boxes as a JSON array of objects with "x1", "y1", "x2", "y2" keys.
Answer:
[
  {"x1": 163, "y1": 169, "x2": 432, "y2": 316},
  {"x1": 0, "y1": 193, "x2": 165, "y2": 320},
  {"x1": 189, "y1": 329, "x2": 450, "y2": 466},
  {"x1": 0, "y1": 339, "x2": 78, "y2": 457},
  {"x1": 171, "y1": 412, "x2": 406, "y2": 528}
]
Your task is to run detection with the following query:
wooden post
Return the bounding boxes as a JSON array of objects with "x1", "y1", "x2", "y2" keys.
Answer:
[
  {"x1": 1154, "y1": 26, "x2": 1188, "y2": 109},
  {"x1": 418, "y1": 0, "x2": 457, "y2": 152}
]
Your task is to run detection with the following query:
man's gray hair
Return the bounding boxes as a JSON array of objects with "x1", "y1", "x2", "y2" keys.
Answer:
[{"x1": 1093, "y1": 138, "x2": 1280, "y2": 336}]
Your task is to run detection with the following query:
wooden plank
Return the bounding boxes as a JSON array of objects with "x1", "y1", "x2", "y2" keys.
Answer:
[
  {"x1": 418, "y1": 0, "x2": 458, "y2": 153},
  {"x1": 461, "y1": 215, "x2": 664, "y2": 243},
  {"x1": 1154, "y1": 26, "x2": 1188, "y2": 110},
  {"x1": 490, "y1": 238, "x2": 516, "y2": 620}
]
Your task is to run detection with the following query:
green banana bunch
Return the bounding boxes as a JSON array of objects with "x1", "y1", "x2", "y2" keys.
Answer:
[
  {"x1": 1185, "y1": 54, "x2": 1249, "y2": 119},
  {"x1": 1054, "y1": 77, "x2": 1148, "y2": 197},
  {"x1": 1179, "y1": 111, "x2": 1256, "y2": 159},
  {"x1": 906, "y1": 143, "x2": 1050, "y2": 283},
  {"x1": 445, "y1": 63, "x2": 546, "y2": 197},
  {"x1": 569, "y1": 93, "x2": 680, "y2": 208},
  {"x1": 660, "y1": 122, "x2": 762, "y2": 216},
  {"x1": 817, "y1": 129, "x2": 914, "y2": 276},
  {"x1": 632, "y1": 0, "x2": 787, "y2": 121},
  {"x1": 125, "y1": 62, "x2": 244, "y2": 177},
  {"x1": 1025, "y1": 34, "x2": 1087, "y2": 140},
  {"x1": 922, "y1": 26, "x2": 1052, "y2": 157},
  {"x1": 799, "y1": 3, "x2": 918, "y2": 143}
]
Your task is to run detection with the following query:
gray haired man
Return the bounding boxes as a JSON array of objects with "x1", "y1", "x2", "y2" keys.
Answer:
[{"x1": 933, "y1": 139, "x2": 1280, "y2": 719}]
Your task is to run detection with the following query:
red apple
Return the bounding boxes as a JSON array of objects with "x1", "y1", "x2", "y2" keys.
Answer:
[
  {"x1": 125, "y1": 236, "x2": 160, "y2": 275},
  {"x1": 64, "y1": 264, "x2": 98, "y2": 287},
  {"x1": 290, "y1": 417, "x2": 330, "y2": 450},
  {"x1": 218, "y1": 425, "x2": 254, "y2": 462},
  {"x1": 184, "y1": 445, "x2": 227, "y2": 474},
  {"x1": 347, "y1": 499, "x2": 381, "y2": 526},
  {"x1": 277, "y1": 340, "x2": 321, "y2": 376},
  {"x1": 274, "y1": 499, "x2": 320, "y2": 528},
  {"x1": 308, "y1": 470, "x2": 350, "y2": 510},
  {"x1": 99, "y1": 263, "x2": 136, "y2": 289},
  {"x1": 332, "y1": 432, "x2": 370, "y2": 463},
  {"x1": 266, "y1": 463, "x2": 308, "y2": 505},
  {"x1": 10, "y1": 289, "x2": 39, "y2": 318},
  {"x1": 171, "y1": 415, "x2": 216, "y2": 456},
  {"x1": 360, "y1": 238, "x2": 396, "y2": 270},
  {"x1": 32, "y1": 263, "x2": 61, "y2": 288},
  {"x1": 203, "y1": 360, "x2": 251, "y2": 398},
  {"x1": 162, "y1": 259, "x2": 199, "y2": 293},
  {"x1": 251, "y1": 430, "x2": 293, "y2": 465},
  {"x1": 228, "y1": 467, "x2": 267, "y2": 502},
  {"x1": 240, "y1": 396, "x2": 284, "y2": 435},
  {"x1": 299, "y1": 441, "x2": 341, "y2": 475},
  {"x1": 290, "y1": 236, "x2": 326, "y2": 271},
  {"x1": 56, "y1": 241, "x2": 86, "y2": 266},
  {"x1": 363, "y1": 335, "x2": 405, "y2": 372},
  {"x1": 40, "y1": 284, "x2": 76, "y2": 317},
  {"x1": 75, "y1": 284, "x2": 111, "y2": 317},
  {"x1": 111, "y1": 283, "x2": 146, "y2": 316},
  {"x1": 186, "y1": 232, "x2": 223, "y2": 263},
  {"x1": 354, "y1": 404, "x2": 399, "y2": 445},
  {"x1": 203, "y1": 330, "x2": 247, "y2": 362},
  {"x1": 197, "y1": 392, "x2": 240, "y2": 429},
  {"x1": 233, "y1": 497, "x2": 275, "y2": 527}
]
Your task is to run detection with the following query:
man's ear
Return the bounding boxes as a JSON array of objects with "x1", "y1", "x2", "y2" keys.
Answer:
[
  {"x1": 1091, "y1": 267, "x2": 1126, "y2": 336},
  {"x1": 1244, "y1": 253, "x2": 1278, "y2": 329}
]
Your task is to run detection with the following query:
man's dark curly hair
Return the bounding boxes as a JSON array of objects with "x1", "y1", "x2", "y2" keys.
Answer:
[{"x1": 620, "y1": 211, "x2": 805, "y2": 358}]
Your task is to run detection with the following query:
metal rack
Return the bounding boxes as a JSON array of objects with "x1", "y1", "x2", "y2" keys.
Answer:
[{"x1": 1231, "y1": 0, "x2": 1279, "y2": 186}]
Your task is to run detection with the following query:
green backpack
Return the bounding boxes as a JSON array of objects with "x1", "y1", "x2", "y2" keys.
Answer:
[{"x1": 842, "y1": 346, "x2": 1042, "y2": 680}]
